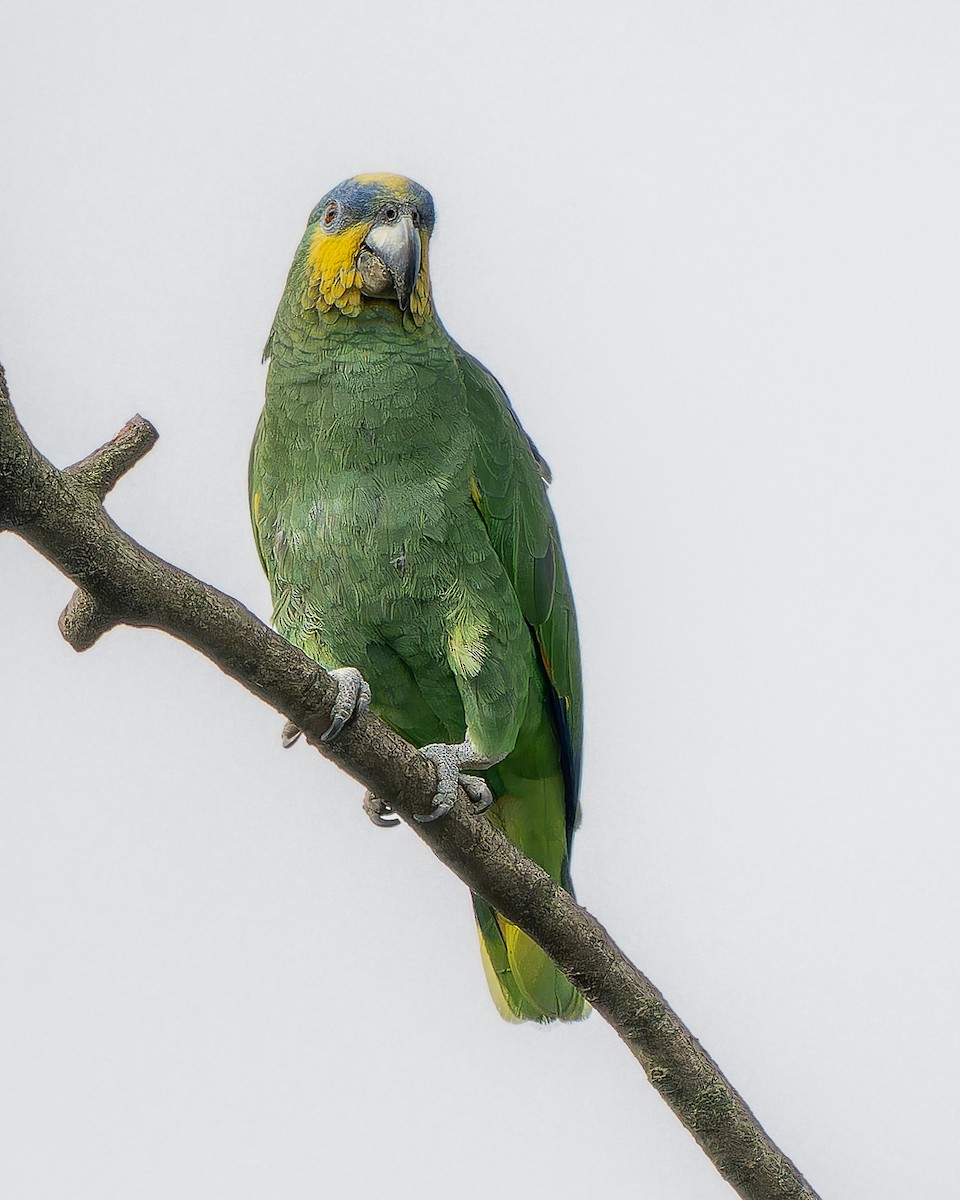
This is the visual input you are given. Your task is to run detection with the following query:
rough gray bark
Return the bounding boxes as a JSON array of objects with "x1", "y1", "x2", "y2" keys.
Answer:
[{"x1": 0, "y1": 361, "x2": 821, "y2": 1200}]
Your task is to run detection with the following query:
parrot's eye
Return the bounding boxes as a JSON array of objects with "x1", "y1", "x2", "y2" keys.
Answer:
[
  {"x1": 382, "y1": 204, "x2": 399, "y2": 223},
  {"x1": 322, "y1": 202, "x2": 339, "y2": 228},
  {"x1": 411, "y1": 209, "x2": 421, "y2": 228}
]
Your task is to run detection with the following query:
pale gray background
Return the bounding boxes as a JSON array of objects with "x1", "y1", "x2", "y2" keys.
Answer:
[{"x1": 2, "y1": 2, "x2": 958, "y2": 1197}]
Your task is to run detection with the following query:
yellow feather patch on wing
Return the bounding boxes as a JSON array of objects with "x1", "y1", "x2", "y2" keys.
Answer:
[
  {"x1": 444, "y1": 585, "x2": 489, "y2": 678},
  {"x1": 447, "y1": 621, "x2": 488, "y2": 677},
  {"x1": 304, "y1": 224, "x2": 369, "y2": 317}
]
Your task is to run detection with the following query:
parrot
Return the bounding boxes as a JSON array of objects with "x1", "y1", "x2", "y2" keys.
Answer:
[{"x1": 249, "y1": 174, "x2": 587, "y2": 1022}]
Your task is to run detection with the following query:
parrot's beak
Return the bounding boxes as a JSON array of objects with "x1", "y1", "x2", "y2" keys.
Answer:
[{"x1": 362, "y1": 213, "x2": 421, "y2": 309}]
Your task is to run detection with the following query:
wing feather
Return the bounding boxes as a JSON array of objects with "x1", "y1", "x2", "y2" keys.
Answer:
[{"x1": 455, "y1": 348, "x2": 583, "y2": 838}]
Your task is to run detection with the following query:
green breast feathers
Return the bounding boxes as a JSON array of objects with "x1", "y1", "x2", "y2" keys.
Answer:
[{"x1": 250, "y1": 173, "x2": 586, "y2": 1022}]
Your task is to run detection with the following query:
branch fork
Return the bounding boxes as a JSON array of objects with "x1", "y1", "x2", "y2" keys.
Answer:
[{"x1": 0, "y1": 360, "x2": 821, "y2": 1200}]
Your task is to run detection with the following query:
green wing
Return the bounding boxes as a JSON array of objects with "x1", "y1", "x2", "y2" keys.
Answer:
[
  {"x1": 455, "y1": 347, "x2": 584, "y2": 845},
  {"x1": 248, "y1": 416, "x2": 270, "y2": 576}
]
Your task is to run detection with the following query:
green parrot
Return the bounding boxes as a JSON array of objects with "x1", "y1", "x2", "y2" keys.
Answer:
[{"x1": 250, "y1": 174, "x2": 587, "y2": 1022}]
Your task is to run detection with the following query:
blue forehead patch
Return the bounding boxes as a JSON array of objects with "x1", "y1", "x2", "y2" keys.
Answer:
[{"x1": 308, "y1": 174, "x2": 436, "y2": 232}]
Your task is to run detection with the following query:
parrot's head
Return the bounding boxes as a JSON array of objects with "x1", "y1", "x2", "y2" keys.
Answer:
[{"x1": 298, "y1": 173, "x2": 436, "y2": 326}]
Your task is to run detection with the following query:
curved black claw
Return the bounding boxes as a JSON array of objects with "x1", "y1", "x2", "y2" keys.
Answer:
[
  {"x1": 415, "y1": 796, "x2": 455, "y2": 823},
  {"x1": 458, "y1": 773, "x2": 494, "y2": 814},
  {"x1": 363, "y1": 791, "x2": 400, "y2": 828},
  {"x1": 415, "y1": 738, "x2": 499, "y2": 823},
  {"x1": 281, "y1": 721, "x2": 302, "y2": 749},
  {"x1": 416, "y1": 743, "x2": 459, "y2": 823},
  {"x1": 323, "y1": 667, "x2": 372, "y2": 742}
]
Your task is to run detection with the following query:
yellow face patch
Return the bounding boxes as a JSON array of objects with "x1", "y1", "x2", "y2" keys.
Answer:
[
  {"x1": 303, "y1": 200, "x2": 433, "y2": 324},
  {"x1": 303, "y1": 223, "x2": 369, "y2": 319}
]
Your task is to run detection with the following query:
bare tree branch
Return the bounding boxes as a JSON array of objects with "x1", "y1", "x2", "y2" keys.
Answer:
[
  {"x1": 64, "y1": 413, "x2": 159, "y2": 499},
  {"x1": 0, "y1": 360, "x2": 821, "y2": 1200}
]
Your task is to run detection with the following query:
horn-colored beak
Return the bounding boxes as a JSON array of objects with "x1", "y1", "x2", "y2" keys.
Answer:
[{"x1": 362, "y1": 213, "x2": 421, "y2": 309}]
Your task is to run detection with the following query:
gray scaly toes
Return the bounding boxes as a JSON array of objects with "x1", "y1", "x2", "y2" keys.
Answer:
[
  {"x1": 322, "y1": 667, "x2": 372, "y2": 742},
  {"x1": 457, "y1": 774, "x2": 494, "y2": 814},
  {"x1": 279, "y1": 667, "x2": 371, "y2": 747},
  {"x1": 280, "y1": 721, "x2": 302, "y2": 748},
  {"x1": 363, "y1": 791, "x2": 400, "y2": 828},
  {"x1": 363, "y1": 774, "x2": 491, "y2": 828},
  {"x1": 416, "y1": 736, "x2": 498, "y2": 823}
]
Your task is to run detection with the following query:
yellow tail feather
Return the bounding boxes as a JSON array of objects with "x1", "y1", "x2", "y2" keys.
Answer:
[{"x1": 473, "y1": 896, "x2": 589, "y2": 1023}]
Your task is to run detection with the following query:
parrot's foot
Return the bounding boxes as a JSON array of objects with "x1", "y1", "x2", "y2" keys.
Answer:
[
  {"x1": 323, "y1": 667, "x2": 372, "y2": 742},
  {"x1": 415, "y1": 737, "x2": 501, "y2": 823},
  {"x1": 458, "y1": 773, "x2": 495, "y2": 814},
  {"x1": 363, "y1": 791, "x2": 400, "y2": 828},
  {"x1": 279, "y1": 668, "x2": 370, "y2": 746}
]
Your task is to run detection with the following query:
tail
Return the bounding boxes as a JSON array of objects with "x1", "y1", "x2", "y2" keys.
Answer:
[
  {"x1": 471, "y1": 672, "x2": 588, "y2": 1023},
  {"x1": 473, "y1": 894, "x2": 589, "y2": 1022},
  {"x1": 471, "y1": 769, "x2": 588, "y2": 1022}
]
